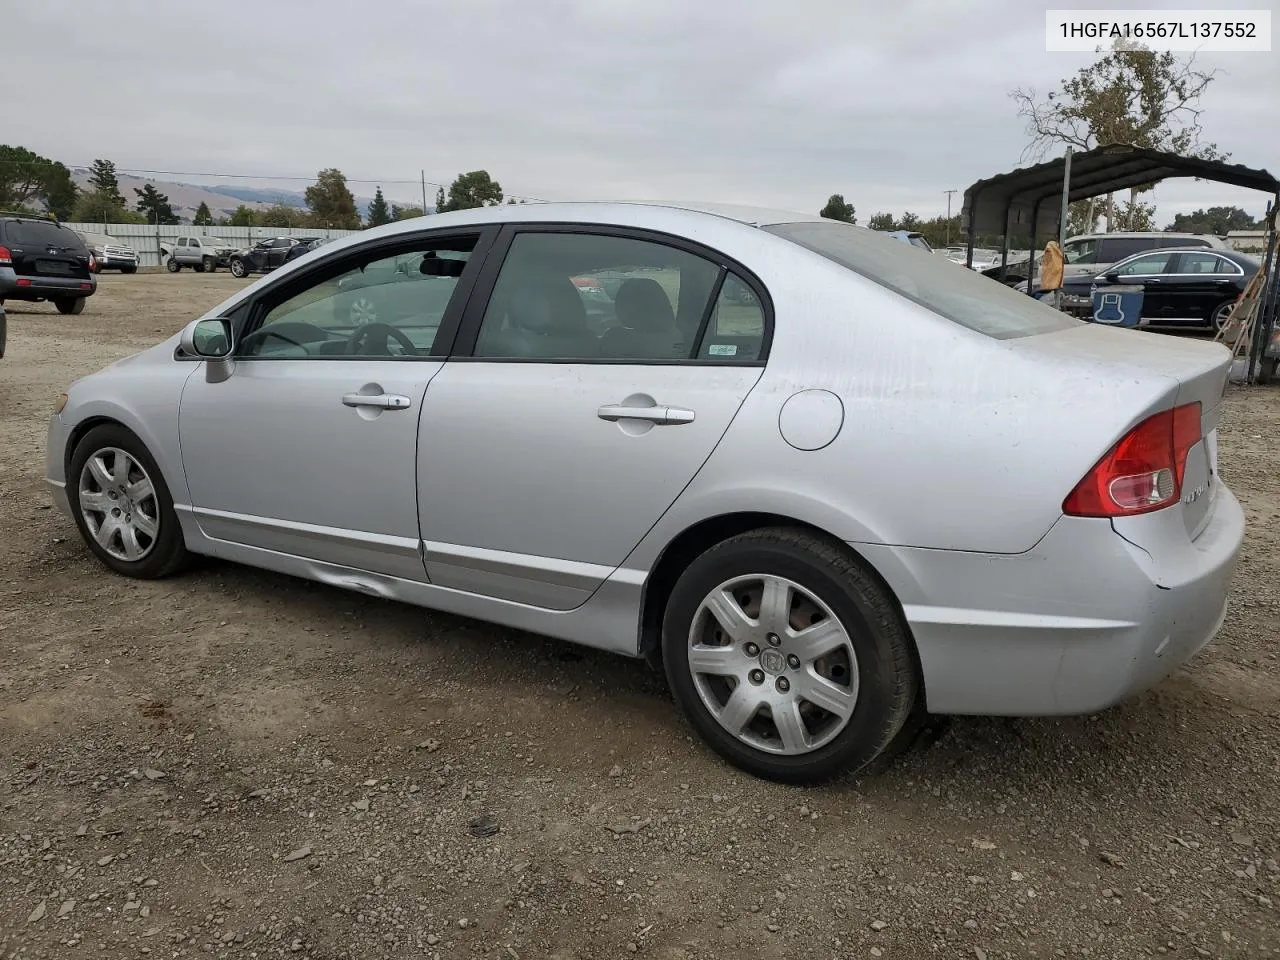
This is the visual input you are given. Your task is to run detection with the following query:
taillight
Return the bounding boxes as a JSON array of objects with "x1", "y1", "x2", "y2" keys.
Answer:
[
  {"x1": 0, "y1": 245, "x2": 11, "y2": 264},
  {"x1": 1063, "y1": 402, "x2": 1202, "y2": 517}
]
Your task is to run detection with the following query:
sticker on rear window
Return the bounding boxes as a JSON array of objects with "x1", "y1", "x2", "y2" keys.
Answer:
[{"x1": 708, "y1": 343, "x2": 737, "y2": 356}]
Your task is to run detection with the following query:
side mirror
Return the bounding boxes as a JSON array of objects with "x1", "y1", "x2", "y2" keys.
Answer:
[
  {"x1": 180, "y1": 317, "x2": 234, "y2": 359},
  {"x1": 180, "y1": 317, "x2": 237, "y2": 383},
  {"x1": 1103, "y1": 272, "x2": 1120, "y2": 284}
]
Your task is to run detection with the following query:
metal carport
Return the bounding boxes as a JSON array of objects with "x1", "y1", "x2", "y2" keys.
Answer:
[{"x1": 960, "y1": 143, "x2": 1280, "y2": 381}]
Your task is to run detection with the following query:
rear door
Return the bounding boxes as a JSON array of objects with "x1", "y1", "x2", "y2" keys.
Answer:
[
  {"x1": 416, "y1": 226, "x2": 769, "y2": 610},
  {"x1": 4, "y1": 219, "x2": 92, "y2": 281},
  {"x1": 1166, "y1": 251, "x2": 1245, "y2": 326}
]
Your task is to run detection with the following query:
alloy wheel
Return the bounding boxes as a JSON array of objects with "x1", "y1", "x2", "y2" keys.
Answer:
[
  {"x1": 350, "y1": 297, "x2": 377, "y2": 325},
  {"x1": 687, "y1": 574, "x2": 859, "y2": 755},
  {"x1": 77, "y1": 447, "x2": 160, "y2": 562}
]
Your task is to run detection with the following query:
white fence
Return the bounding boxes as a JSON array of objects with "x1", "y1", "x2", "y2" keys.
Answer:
[{"x1": 59, "y1": 222, "x2": 363, "y2": 268}]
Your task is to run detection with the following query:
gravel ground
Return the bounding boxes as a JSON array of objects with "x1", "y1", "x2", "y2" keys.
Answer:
[{"x1": 1, "y1": 274, "x2": 1278, "y2": 960}]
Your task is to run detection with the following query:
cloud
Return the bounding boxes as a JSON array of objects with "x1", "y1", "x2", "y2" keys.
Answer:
[{"x1": 5, "y1": 0, "x2": 1276, "y2": 222}]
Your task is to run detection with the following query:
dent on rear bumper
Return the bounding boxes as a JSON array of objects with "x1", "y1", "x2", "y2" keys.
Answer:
[{"x1": 856, "y1": 487, "x2": 1245, "y2": 716}]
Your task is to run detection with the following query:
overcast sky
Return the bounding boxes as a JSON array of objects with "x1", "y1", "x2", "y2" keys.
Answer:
[{"x1": 7, "y1": 0, "x2": 1277, "y2": 223}]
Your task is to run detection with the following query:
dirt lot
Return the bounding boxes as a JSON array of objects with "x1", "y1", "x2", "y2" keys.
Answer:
[{"x1": 2, "y1": 274, "x2": 1278, "y2": 959}]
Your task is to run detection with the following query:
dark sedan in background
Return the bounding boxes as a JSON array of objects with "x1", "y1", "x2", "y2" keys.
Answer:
[
  {"x1": 1056, "y1": 247, "x2": 1259, "y2": 330},
  {"x1": 228, "y1": 236, "x2": 325, "y2": 278}
]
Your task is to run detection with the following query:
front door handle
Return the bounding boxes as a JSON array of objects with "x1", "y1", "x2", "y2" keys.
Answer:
[
  {"x1": 597, "y1": 403, "x2": 695, "y2": 425},
  {"x1": 342, "y1": 392, "x2": 412, "y2": 410}
]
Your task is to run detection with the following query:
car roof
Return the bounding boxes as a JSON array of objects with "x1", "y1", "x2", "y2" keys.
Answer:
[{"x1": 1067, "y1": 230, "x2": 1223, "y2": 241}]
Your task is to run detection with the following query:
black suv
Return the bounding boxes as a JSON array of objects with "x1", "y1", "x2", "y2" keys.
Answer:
[
  {"x1": 228, "y1": 236, "x2": 324, "y2": 278},
  {"x1": 0, "y1": 213, "x2": 97, "y2": 314}
]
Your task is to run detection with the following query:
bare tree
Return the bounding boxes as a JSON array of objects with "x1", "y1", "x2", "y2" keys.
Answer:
[{"x1": 1010, "y1": 41, "x2": 1224, "y2": 231}]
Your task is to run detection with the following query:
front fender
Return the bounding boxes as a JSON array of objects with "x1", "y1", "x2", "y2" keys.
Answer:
[{"x1": 52, "y1": 366, "x2": 198, "y2": 510}]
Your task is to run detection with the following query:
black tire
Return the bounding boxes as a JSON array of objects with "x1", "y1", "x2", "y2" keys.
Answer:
[
  {"x1": 1259, "y1": 358, "x2": 1278, "y2": 386},
  {"x1": 123, "y1": 266, "x2": 137, "y2": 275},
  {"x1": 229, "y1": 258, "x2": 247, "y2": 278},
  {"x1": 203, "y1": 256, "x2": 216, "y2": 274},
  {"x1": 661, "y1": 527, "x2": 918, "y2": 784},
  {"x1": 166, "y1": 258, "x2": 181, "y2": 273},
  {"x1": 194, "y1": 258, "x2": 206, "y2": 273},
  {"x1": 56, "y1": 297, "x2": 86, "y2": 315},
  {"x1": 67, "y1": 424, "x2": 189, "y2": 579}
]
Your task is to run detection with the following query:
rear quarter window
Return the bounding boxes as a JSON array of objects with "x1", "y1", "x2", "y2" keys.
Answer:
[{"x1": 763, "y1": 221, "x2": 1080, "y2": 340}]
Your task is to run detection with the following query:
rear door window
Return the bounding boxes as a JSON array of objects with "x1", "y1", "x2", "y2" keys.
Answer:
[{"x1": 764, "y1": 221, "x2": 1079, "y2": 340}]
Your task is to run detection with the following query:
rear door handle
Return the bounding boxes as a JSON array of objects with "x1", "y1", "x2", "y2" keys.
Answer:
[
  {"x1": 597, "y1": 404, "x2": 696, "y2": 425},
  {"x1": 342, "y1": 393, "x2": 412, "y2": 410}
]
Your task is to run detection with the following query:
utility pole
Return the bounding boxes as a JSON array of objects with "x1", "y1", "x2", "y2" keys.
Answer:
[
  {"x1": 943, "y1": 189, "x2": 957, "y2": 246},
  {"x1": 421, "y1": 171, "x2": 428, "y2": 215}
]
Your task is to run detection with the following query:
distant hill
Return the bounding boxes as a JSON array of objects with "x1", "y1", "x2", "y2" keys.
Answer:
[{"x1": 69, "y1": 169, "x2": 385, "y2": 223}]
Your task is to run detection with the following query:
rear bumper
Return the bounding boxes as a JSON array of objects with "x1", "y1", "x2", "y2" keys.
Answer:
[
  {"x1": 857, "y1": 485, "x2": 1245, "y2": 716},
  {"x1": 0, "y1": 268, "x2": 96, "y2": 299}
]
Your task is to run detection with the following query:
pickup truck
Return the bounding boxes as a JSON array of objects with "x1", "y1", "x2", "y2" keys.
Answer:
[{"x1": 164, "y1": 236, "x2": 237, "y2": 273}]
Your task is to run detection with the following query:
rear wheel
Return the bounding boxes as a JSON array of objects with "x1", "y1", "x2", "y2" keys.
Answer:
[
  {"x1": 230, "y1": 258, "x2": 247, "y2": 278},
  {"x1": 56, "y1": 297, "x2": 86, "y2": 315},
  {"x1": 166, "y1": 258, "x2": 180, "y2": 273},
  {"x1": 203, "y1": 256, "x2": 216, "y2": 273},
  {"x1": 68, "y1": 424, "x2": 189, "y2": 579},
  {"x1": 662, "y1": 528, "x2": 918, "y2": 784},
  {"x1": 1212, "y1": 299, "x2": 1237, "y2": 331}
]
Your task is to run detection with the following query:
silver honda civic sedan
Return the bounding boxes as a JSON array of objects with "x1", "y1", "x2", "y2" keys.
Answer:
[{"x1": 45, "y1": 202, "x2": 1244, "y2": 783}]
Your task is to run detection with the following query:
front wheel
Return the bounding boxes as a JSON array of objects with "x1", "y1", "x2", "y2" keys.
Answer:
[
  {"x1": 56, "y1": 297, "x2": 86, "y2": 315},
  {"x1": 229, "y1": 258, "x2": 247, "y2": 278},
  {"x1": 166, "y1": 258, "x2": 180, "y2": 273},
  {"x1": 123, "y1": 266, "x2": 137, "y2": 275},
  {"x1": 67, "y1": 424, "x2": 189, "y2": 579},
  {"x1": 662, "y1": 528, "x2": 918, "y2": 784}
]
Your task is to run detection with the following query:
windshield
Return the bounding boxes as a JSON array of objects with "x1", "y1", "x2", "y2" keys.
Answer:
[{"x1": 763, "y1": 221, "x2": 1082, "y2": 340}]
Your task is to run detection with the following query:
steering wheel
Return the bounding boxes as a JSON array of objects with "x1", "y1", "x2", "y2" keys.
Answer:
[
  {"x1": 238, "y1": 321, "x2": 331, "y2": 356},
  {"x1": 348, "y1": 322, "x2": 418, "y2": 357}
]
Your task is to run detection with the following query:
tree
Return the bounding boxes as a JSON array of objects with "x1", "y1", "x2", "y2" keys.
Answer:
[
  {"x1": 437, "y1": 170, "x2": 503, "y2": 212},
  {"x1": 0, "y1": 146, "x2": 78, "y2": 218},
  {"x1": 304, "y1": 168, "x2": 361, "y2": 229},
  {"x1": 819, "y1": 194, "x2": 856, "y2": 223},
  {"x1": 229, "y1": 204, "x2": 257, "y2": 227},
  {"x1": 898, "y1": 211, "x2": 922, "y2": 230},
  {"x1": 73, "y1": 189, "x2": 142, "y2": 224},
  {"x1": 134, "y1": 183, "x2": 180, "y2": 224},
  {"x1": 259, "y1": 204, "x2": 306, "y2": 228},
  {"x1": 391, "y1": 203, "x2": 425, "y2": 221},
  {"x1": 88, "y1": 159, "x2": 125, "y2": 208},
  {"x1": 193, "y1": 202, "x2": 214, "y2": 226},
  {"x1": 1165, "y1": 205, "x2": 1259, "y2": 235},
  {"x1": 1010, "y1": 41, "x2": 1223, "y2": 232},
  {"x1": 867, "y1": 212, "x2": 897, "y2": 231},
  {"x1": 366, "y1": 186, "x2": 392, "y2": 227}
]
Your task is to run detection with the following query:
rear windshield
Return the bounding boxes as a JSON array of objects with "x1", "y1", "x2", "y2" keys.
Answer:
[
  {"x1": 764, "y1": 221, "x2": 1081, "y2": 340},
  {"x1": 6, "y1": 220, "x2": 87, "y2": 250}
]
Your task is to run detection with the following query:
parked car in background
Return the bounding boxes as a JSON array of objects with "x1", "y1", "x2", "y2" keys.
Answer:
[
  {"x1": 0, "y1": 213, "x2": 96, "y2": 314},
  {"x1": 228, "y1": 236, "x2": 324, "y2": 278},
  {"x1": 166, "y1": 236, "x2": 237, "y2": 273},
  {"x1": 883, "y1": 230, "x2": 933, "y2": 251},
  {"x1": 76, "y1": 230, "x2": 139, "y2": 273},
  {"x1": 984, "y1": 233, "x2": 1231, "y2": 290},
  {"x1": 1055, "y1": 247, "x2": 1260, "y2": 329},
  {"x1": 46, "y1": 201, "x2": 1243, "y2": 784}
]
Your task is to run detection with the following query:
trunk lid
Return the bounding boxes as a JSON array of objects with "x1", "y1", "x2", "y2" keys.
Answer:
[{"x1": 1012, "y1": 323, "x2": 1230, "y2": 540}]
